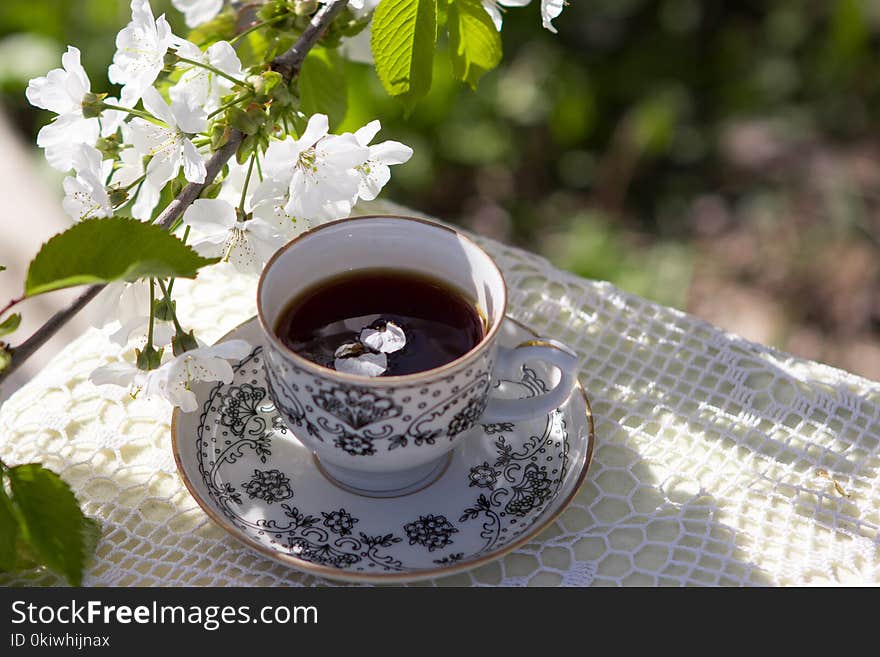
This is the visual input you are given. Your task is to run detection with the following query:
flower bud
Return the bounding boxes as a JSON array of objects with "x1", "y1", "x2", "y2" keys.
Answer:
[
  {"x1": 163, "y1": 48, "x2": 179, "y2": 71},
  {"x1": 293, "y1": 0, "x2": 318, "y2": 16},
  {"x1": 210, "y1": 122, "x2": 231, "y2": 150},
  {"x1": 172, "y1": 329, "x2": 199, "y2": 357},
  {"x1": 96, "y1": 134, "x2": 122, "y2": 159},
  {"x1": 153, "y1": 297, "x2": 176, "y2": 322},
  {"x1": 228, "y1": 106, "x2": 265, "y2": 135},
  {"x1": 82, "y1": 92, "x2": 107, "y2": 118},
  {"x1": 136, "y1": 344, "x2": 164, "y2": 371},
  {"x1": 200, "y1": 180, "x2": 223, "y2": 199},
  {"x1": 0, "y1": 343, "x2": 11, "y2": 373}
]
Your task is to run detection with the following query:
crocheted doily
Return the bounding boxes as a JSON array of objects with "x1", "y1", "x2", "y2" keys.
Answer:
[{"x1": 2, "y1": 202, "x2": 878, "y2": 586}]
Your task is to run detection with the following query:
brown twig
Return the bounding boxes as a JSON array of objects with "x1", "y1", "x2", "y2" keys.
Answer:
[
  {"x1": 0, "y1": 0, "x2": 347, "y2": 387},
  {"x1": 0, "y1": 295, "x2": 23, "y2": 321}
]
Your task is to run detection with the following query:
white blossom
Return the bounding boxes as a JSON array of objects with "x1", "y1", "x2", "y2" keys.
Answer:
[
  {"x1": 319, "y1": 0, "x2": 373, "y2": 11},
  {"x1": 481, "y1": 0, "x2": 564, "y2": 32},
  {"x1": 261, "y1": 114, "x2": 367, "y2": 223},
  {"x1": 61, "y1": 145, "x2": 112, "y2": 221},
  {"x1": 359, "y1": 321, "x2": 406, "y2": 354},
  {"x1": 541, "y1": 0, "x2": 565, "y2": 33},
  {"x1": 481, "y1": 0, "x2": 530, "y2": 31},
  {"x1": 334, "y1": 343, "x2": 387, "y2": 377},
  {"x1": 25, "y1": 46, "x2": 100, "y2": 171},
  {"x1": 215, "y1": 159, "x2": 252, "y2": 207},
  {"x1": 182, "y1": 198, "x2": 286, "y2": 275},
  {"x1": 333, "y1": 320, "x2": 406, "y2": 376},
  {"x1": 170, "y1": 40, "x2": 242, "y2": 113},
  {"x1": 172, "y1": 0, "x2": 224, "y2": 28},
  {"x1": 100, "y1": 95, "x2": 127, "y2": 138},
  {"x1": 249, "y1": 176, "x2": 310, "y2": 238},
  {"x1": 109, "y1": 0, "x2": 178, "y2": 108},
  {"x1": 109, "y1": 125, "x2": 162, "y2": 221},
  {"x1": 92, "y1": 281, "x2": 149, "y2": 329},
  {"x1": 91, "y1": 279, "x2": 174, "y2": 348},
  {"x1": 90, "y1": 340, "x2": 253, "y2": 412},
  {"x1": 127, "y1": 87, "x2": 207, "y2": 188},
  {"x1": 352, "y1": 120, "x2": 413, "y2": 201}
]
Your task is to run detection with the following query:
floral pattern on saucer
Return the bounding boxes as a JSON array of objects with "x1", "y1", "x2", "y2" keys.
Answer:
[{"x1": 178, "y1": 317, "x2": 593, "y2": 582}]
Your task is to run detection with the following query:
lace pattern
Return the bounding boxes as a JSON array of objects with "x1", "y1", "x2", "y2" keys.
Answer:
[{"x1": 1, "y1": 201, "x2": 878, "y2": 586}]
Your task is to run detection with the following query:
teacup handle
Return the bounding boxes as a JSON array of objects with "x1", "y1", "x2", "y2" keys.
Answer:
[{"x1": 481, "y1": 339, "x2": 580, "y2": 423}]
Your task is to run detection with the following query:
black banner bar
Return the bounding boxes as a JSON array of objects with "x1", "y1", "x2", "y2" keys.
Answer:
[{"x1": 0, "y1": 586, "x2": 821, "y2": 652}]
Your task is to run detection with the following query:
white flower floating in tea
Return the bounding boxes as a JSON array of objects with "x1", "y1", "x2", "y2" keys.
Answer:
[
  {"x1": 333, "y1": 321, "x2": 406, "y2": 377},
  {"x1": 359, "y1": 322, "x2": 407, "y2": 354}
]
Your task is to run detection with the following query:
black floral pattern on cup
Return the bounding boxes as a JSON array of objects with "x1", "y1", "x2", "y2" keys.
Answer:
[
  {"x1": 241, "y1": 469, "x2": 293, "y2": 504},
  {"x1": 265, "y1": 339, "x2": 495, "y2": 458},
  {"x1": 312, "y1": 386, "x2": 402, "y2": 429},
  {"x1": 322, "y1": 508, "x2": 359, "y2": 536},
  {"x1": 403, "y1": 514, "x2": 459, "y2": 552},
  {"x1": 334, "y1": 432, "x2": 376, "y2": 456},
  {"x1": 447, "y1": 396, "x2": 489, "y2": 438}
]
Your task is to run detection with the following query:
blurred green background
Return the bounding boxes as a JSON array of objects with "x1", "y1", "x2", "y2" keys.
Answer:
[{"x1": 1, "y1": 0, "x2": 879, "y2": 378}]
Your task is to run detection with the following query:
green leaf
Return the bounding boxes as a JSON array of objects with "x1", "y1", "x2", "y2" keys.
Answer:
[
  {"x1": 447, "y1": 0, "x2": 502, "y2": 89},
  {"x1": 0, "y1": 487, "x2": 19, "y2": 571},
  {"x1": 371, "y1": 0, "x2": 437, "y2": 111},
  {"x1": 7, "y1": 464, "x2": 88, "y2": 585},
  {"x1": 81, "y1": 517, "x2": 102, "y2": 563},
  {"x1": 24, "y1": 217, "x2": 218, "y2": 298},
  {"x1": 0, "y1": 313, "x2": 20, "y2": 338},
  {"x1": 299, "y1": 47, "x2": 348, "y2": 130}
]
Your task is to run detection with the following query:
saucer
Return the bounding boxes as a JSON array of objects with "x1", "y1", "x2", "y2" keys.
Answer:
[{"x1": 172, "y1": 316, "x2": 595, "y2": 583}]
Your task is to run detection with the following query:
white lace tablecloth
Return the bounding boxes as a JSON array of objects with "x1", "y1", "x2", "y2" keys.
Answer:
[{"x1": 2, "y1": 202, "x2": 879, "y2": 587}]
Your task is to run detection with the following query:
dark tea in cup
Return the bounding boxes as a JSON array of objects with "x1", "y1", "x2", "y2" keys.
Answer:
[{"x1": 274, "y1": 269, "x2": 486, "y2": 376}]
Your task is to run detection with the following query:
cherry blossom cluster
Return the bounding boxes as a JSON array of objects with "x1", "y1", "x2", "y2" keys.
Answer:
[{"x1": 24, "y1": 0, "x2": 412, "y2": 410}]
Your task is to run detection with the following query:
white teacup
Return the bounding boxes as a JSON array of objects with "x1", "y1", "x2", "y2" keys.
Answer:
[{"x1": 257, "y1": 215, "x2": 579, "y2": 496}]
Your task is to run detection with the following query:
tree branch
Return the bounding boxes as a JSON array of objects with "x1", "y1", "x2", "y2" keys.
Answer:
[{"x1": 0, "y1": 0, "x2": 347, "y2": 387}]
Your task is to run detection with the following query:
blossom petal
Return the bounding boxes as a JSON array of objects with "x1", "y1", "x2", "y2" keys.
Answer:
[
  {"x1": 90, "y1": 361, "x2": 143, "y2": 388},
  {"x1": 354, "y1": 120, "x2": 381, "y2": 146},
  {"x1": 36, "y1": 113, "x2": 100, "y2": 171},
  {"x1": 172, "y1": 0, "x2": 223, "y2": 28},
  {"x1": 360, "y1": 321, "x2": 406, "y2": 354},
  {"x1": 262, "y1": 136, "x2": 302, "y2": 180},
  {"x1": 206, "y1": 41, "x2": 243, "y2": 80},
  {"x1": 317, "y1": 133, "x2": 369, "y2": 171},
  {"x1": 180, "y1": 137, "x2": 207, "y2": 183},
  {"x1": 202, "y1": 339, "x2": 253, "y2": 361},
  {"x1": 171, "y1": 99, "x2": 207, "y2": 134},
  {"x1": 541, "y1": 0, "x2": 564, "y2": 33},
  {"x1": 140, "y1": 86, "x2": 177, "y2": 127},
  {"x1": 132, "y1": 178, "x2": 162, "y2": 221},
  {"x1": 370, "y1": 140, "x2": 414, "y2": 166},
  {"x1": 182, "y1": 198, "x2": 237, "y2": 238},
  {"x1": 299, "y1": 114, "x2": 330, "y2": 149},
  {"x1": 334, "y1": 351, "x2": 387, "y2": 377},
  {"x1": 26, "y1": 45, "x2": 88, "y2": 115},
  {"x1": 245, "y1": 217, "x2": 287, "y2": 265}
]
